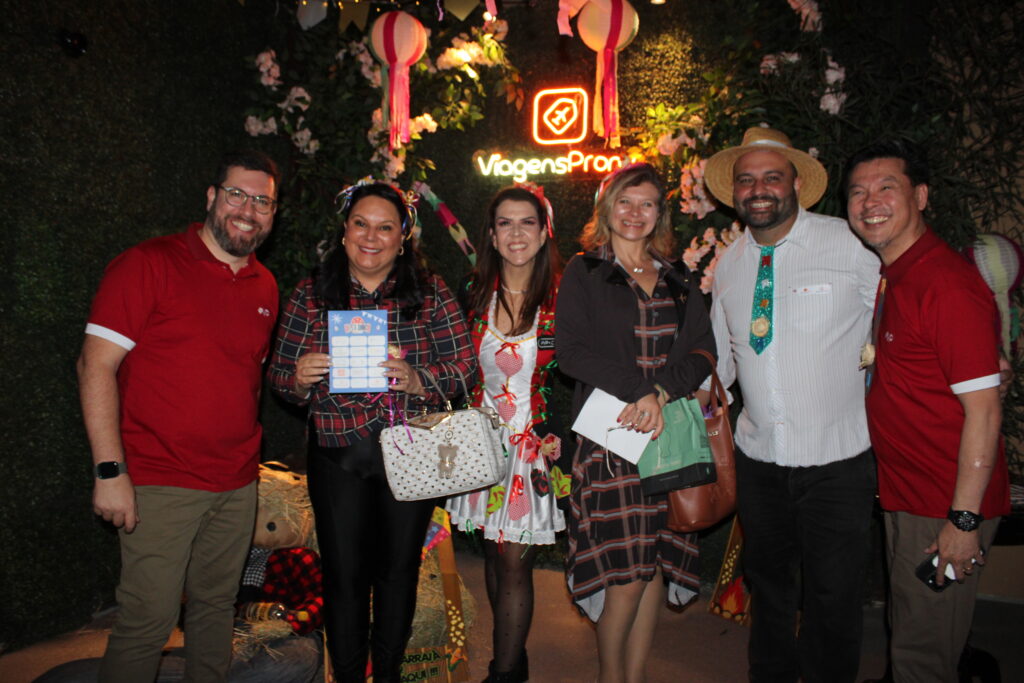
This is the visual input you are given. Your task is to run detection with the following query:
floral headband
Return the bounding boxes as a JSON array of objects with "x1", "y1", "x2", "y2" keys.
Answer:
[
  {"x1": 514, "y1": 181, "x2": 555, "y2": 237},
  {"x1": 335, "y1": 177, "x2": 419, "y2": 239}
]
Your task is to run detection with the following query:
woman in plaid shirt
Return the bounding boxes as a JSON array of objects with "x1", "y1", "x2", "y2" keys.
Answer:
[
  {"x1": 556, "y1": 164, "x2": 716, "y2": 683},
  {"x1": 267, "y1": 182, "x2": 476, "y2": 683}
]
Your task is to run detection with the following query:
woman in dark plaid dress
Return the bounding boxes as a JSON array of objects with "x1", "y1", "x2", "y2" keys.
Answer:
[{"x1": 556, "y1": 163, "x2": 715, "y2": 683}]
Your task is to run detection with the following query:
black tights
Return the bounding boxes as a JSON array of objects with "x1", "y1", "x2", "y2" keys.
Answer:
[
  {"x1": 307, "y1": 439, "x2": 436, "y2": 683},
  {"x1": 483, "y1": 539, "x2": 538, "y2": 673}
]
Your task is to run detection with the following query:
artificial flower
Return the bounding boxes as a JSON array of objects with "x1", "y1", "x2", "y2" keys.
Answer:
[{"x1": 819, "y1": 91, "x2": 847, "y2": 115}]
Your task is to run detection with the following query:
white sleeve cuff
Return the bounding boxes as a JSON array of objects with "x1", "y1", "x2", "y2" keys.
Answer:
[
  {"x1": 85, "y1": 323, "x2": 136, "y2": 351},
  {"x1": 699, "y1": 378, "x2": 735, "y2": 405},
  {"x1": 950, "y1": 373, "x2": 1001, "y2": 395}
]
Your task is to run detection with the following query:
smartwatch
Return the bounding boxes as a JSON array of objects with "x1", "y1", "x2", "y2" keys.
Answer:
[
  {"x1": 947, "y1": 508, "x2": 984, "y2": 532},
  {"x1": 95, "y1": 461, "x2": 128, "y2": 480}
]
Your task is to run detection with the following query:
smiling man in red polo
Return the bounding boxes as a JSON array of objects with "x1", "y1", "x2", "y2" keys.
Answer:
[
  {"x1": 845, "y1": 139, "x2": 1010, "y2": 683},
  {"x1": 77, "y1": 150, "x2": 280, "y2": 683}
]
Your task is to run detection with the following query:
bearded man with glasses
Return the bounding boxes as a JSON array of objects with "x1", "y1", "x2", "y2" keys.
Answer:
[{"x1": 77, "y1": 150, "x2": 281, "y2": 682}]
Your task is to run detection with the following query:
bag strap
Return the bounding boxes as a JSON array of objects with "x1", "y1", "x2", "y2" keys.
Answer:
[
  {"x1": 416, "y1": 367, "x2": 473, "y2": 413},
  {"x1": 690, "y1": 348, "x2": 727, "y2": 415}
]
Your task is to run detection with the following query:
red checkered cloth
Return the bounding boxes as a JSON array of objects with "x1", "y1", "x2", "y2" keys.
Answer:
[{"x1": 260, "y1": 547, "x2": 323, "y2": 635}]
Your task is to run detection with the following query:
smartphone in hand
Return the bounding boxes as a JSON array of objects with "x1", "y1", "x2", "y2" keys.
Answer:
[{"x1": 915, "y1": 554, "x2": 973, "y2": 592}]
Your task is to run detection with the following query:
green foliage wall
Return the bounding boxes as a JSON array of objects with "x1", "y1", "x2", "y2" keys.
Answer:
[
  {"x1": 0, "y1": 0, "x2": 277, "y2": 650},
  {"x1": 2, "y1": 0, "x2": 1019, "y2": 653}
]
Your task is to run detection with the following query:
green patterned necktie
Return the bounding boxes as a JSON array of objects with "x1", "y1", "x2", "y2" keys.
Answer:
[{"x1": 750, "y1": 245, "x2": 774, "y2": 354}]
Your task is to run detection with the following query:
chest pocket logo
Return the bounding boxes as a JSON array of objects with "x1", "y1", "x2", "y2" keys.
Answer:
[{"x1": 790, "y1": 283, "x2": 832, "y2": 296}]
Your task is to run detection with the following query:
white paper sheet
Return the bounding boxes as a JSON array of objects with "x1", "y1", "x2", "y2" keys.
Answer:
[{"x1": 571, "y1": 388, "x2": 653, "y2": 464}]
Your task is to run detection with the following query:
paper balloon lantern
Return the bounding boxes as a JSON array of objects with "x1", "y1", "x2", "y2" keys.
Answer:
[
  {"x1": 577, "y1": 0, "x2": 638, "y2": 148},
  {"x1": 964, "y1": 233, "x2": 1024, "y2": 354},
  {"x1": 370, "y1": 11, "x2": 428, "y2": 150}
]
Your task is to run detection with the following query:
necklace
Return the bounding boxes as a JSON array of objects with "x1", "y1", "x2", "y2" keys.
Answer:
[
  {"x1": 501, "y1": 284, "x2": 527, "y2": 294},
  {"x1": 619, "y1": 258, "x2": 647, "y2": 274}
]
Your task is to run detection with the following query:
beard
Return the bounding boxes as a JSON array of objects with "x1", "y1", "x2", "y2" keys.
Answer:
[
  {"x1": 737, "y1": 192, "x2": 799, "y2": 231},
  {"x1": 205, "y1": 211, "x2": 268, "y2": 257}
]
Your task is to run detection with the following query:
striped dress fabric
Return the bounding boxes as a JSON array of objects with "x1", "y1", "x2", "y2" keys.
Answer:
[{"x1": 567, "y1": 268, "x2": 700, "y2": 622}]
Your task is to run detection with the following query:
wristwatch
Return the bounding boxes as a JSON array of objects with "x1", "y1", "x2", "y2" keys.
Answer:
[
  {"x1": 95, "y1": 461, "x2": 128, "y2": 480},
  {"x1": 947, "y1": 508, "x2": 984, "y2": 532}
]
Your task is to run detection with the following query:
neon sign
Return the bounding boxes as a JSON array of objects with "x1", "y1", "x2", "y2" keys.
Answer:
[
  {"x1": 533, "y1": 87, "x2": 588, "y2": 145},
  {"x1": 475, "y1": 150, "x2": 628, "y2": 182},
  {"x1": 475, "y1": 86, "x2": 636, "y2": 181}
]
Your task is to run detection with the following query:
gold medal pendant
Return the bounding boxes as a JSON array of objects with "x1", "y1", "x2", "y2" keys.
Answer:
[{"x1": 751, "y1": 316, "x2": 770, "y2": 338}]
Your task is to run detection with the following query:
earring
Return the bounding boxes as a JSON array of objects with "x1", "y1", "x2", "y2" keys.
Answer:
[
  {"x1": 398, "y1": 245, "x2": 405, "y2": 256},
  {"x1": 342, "y1": 237, "x2": 347, "y2": 246}
]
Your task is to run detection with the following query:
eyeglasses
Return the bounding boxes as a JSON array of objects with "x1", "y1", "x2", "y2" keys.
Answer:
[{"x1": 217, "y1": 185, "x2": 278, "y2": 215}]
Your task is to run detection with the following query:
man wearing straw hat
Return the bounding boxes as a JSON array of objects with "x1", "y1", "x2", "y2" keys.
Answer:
[{"x1": 702, "y1": 126, "x2": 880, "y2": 682}]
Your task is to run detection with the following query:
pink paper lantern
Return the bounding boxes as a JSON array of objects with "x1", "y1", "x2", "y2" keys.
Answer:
[
  {"x1": 369, "y1": 11, "x2": 428, "y2": 150},
  {"x1": 577, "y1": 0, "x2": 639, "y2": 148}
]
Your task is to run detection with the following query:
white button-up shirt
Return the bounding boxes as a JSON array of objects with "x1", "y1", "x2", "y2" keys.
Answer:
[{"x1": 709, "y1": 207, "x2": 880, "y2": 467}]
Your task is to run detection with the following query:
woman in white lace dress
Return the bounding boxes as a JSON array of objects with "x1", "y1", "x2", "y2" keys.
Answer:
[{"x1": 446, "y1": 185, "x2": 568, "y2": 683}]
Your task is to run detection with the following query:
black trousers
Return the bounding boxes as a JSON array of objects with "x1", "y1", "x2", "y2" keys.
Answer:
[
  {"x1": 307, "y1": 436, "x2": 436, "y2": 683},
  {"x1": 735, "y1": 448, "x2": 876, "y2": 683}
]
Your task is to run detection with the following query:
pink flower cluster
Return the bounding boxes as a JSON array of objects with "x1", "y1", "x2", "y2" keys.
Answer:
[
  {"x1": 255, "y1": 50, "x2": 282, "y2": 88},
  {"x1": 819, "y1": 54, "x2": 847, "y2": 116},
  {"x1": 291, "y1": 122, "x2": 319, "y2": 156},
  {"x1": 787, "y1": 0, "x2": 822, "y2": 32},
  {"x1": 347, "y1": 40, "x2": 382, "y2": 88},
  {"x1": 278, "y1": 86, "x2": 311, "y2": 114},
  {"x1": 435, "y1": 36, "x2": 494, "y2": 71},
  {"x1": 368, "y1": 108, "x2": 406, "y2": 179},
  {"x1": 656, "y1": 130, "x2": 697, "y2": 157},
  {"x1": 682, "y1": 223, "x2": 743, "y2": 294},
  {"x1": 759, "y1": 52, "x2": 800, "y2": 76},
  {"x1": 678, "y1": 159, "x2": 716, "y2": 220},
  {"x1": 244, "y1": 115, "x2": 277, "y2": 137}
]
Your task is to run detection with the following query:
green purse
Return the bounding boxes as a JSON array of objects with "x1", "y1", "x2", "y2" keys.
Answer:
[{"x1": 636, "y1": 396, "x2": 716, "y2": 496}]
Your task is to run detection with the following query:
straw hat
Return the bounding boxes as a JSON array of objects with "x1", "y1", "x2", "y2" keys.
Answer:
[{"x1": 704, "y1": 126, "x2": 828, "y2": 208}]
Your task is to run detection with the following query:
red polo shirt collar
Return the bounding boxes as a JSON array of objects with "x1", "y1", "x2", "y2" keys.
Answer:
[
  {"x1": 881, "y1": 227, "x2": 942, "y2": 285},
  {"x1": 185, "y1": 221, "x2": 258, "y2": 277}
]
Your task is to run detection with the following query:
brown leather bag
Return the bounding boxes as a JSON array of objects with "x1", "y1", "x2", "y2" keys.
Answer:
[{"x1": 666, "y1": 349, "x2": 736, "y2": 532}]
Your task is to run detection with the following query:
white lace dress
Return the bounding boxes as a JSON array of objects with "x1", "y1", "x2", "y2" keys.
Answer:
[{"x1": 446, "y1": 301, "x2": 566, "y2": 545}]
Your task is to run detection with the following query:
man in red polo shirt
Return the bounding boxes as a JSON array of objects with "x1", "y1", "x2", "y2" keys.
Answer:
[
  {"x1": 845, "y1": 139, "x2": 1010, "y2": 682},
  {"x1": 77, "y1": 150, "x2": 280, "y2": 683}
]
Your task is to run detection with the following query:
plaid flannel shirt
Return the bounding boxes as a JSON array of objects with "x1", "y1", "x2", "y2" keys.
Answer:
[
  {"x1": 261, "y1": 547, "x2": 323, "y2": 635},
  {"x1": 268, "y1": 273, "x2": 476, "y2": 447}
]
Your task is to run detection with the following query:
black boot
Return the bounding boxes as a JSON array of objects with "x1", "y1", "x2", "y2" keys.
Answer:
[
  {"x1": 482, "y1": 651, "x2": 528, "y2": 683},
  {"x1": 515, "y1": 649, "x2": 529, "y2": 682}
]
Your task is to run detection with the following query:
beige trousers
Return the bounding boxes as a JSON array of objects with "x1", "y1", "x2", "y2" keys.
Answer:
[
  {"x1": 99, "y1": 482, "x2": 257, "y2": 683},
  {"x1": 884, "y1": 510, "x2": 1000, "y2": 683}
]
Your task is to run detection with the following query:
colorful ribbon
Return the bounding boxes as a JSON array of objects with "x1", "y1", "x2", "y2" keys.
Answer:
[
  {"x1": 498, "y1": 341, "x2": 521, "y2": 359},
  {"x1": 509, "y1": 474, "x2": 525, "y2": 502},
  {"x1": 494, "y1": 384, "x2": 517, "y2": 407},
  {"x1": 514, "y1": 181, "x2": 555, "y2": 237},
  {"x1": 557, "y1": 0, "x2": 589, "y2": 36},
  {"x1": 509, "y1": 427, "x2": 540, "y2": 463},
  {"x1": 412, "y1": 181, "x2": 477, "y2": 265},
  {"x1": 594, "y1": 0, "x2": 624, "y2": 148}
]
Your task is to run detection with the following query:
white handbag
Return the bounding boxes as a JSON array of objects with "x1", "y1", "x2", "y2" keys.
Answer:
[{"x1": 380, "y1": 373, "x2": 507, "y2": 501}]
